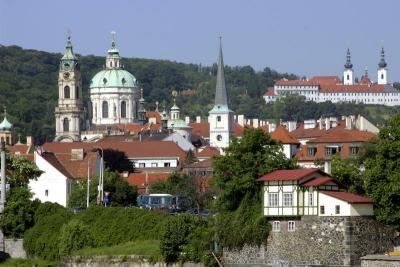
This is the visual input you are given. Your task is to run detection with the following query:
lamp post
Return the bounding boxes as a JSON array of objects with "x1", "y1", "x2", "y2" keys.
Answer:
[{"x1": 0, "y1": 141, "x2": 6, "y2": 213}]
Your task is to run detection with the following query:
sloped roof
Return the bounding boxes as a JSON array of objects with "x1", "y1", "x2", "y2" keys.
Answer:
[
  {"x1": 42, "y1": 140, "x2": 186, "y2": 159},
  {"x1": 127, "y1": 172, "x2": 169, "y2": 190},
  {"x1": 303, "y1": 176, "x2": 334, "y2": 187},
  {"x1": 195, "y1": 146, "x2": 220, "y2": 158},
  {"x1": 264, "y1": 87, "x2": 275, "y2": 96},
  {"x1": 320, "y1": 190, "x2": 373, "y2": 204},
  {"x1": 295, "y1": 143, "x2": 358, "y2": 162},
  {"x1": 270, "y1": 125, "x2": 300, "y2": 144},
  {"x1": 8, "y1": 144, "x2": 34, "y2": 160},
  {"x1": 184, "y1": 158, "x2": 213, "y2": 169},
  {"x1": 290, "y1": 120, "x2": 346, "y2": 139},
  {"x1": 309, "y1": 129, "x2": 376, "y2": 143},
  {"x1": 308, "y1": 76, "x2": 341, "y2": 85},
  {"x1": 257, "y1": 168, "x2": 322, "y2": 182}
]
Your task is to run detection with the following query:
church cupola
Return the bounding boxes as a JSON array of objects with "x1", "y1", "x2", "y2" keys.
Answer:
[
  {"x1": 0, "y1": 107, "x2": 13, "y2": 145},
  {"x1": 378, "y1": 47, "x2": 388, "y2": 85},
  {"x1": 208, "y1": 37, "x2": 234, "y2": 151},
  {"x1": 343, "y1": 48, "x2": 354, "y2": 85},
  {"x1": 138, "y1": 88, "x2": 147, "y2": 125},
  {"x1": 170, "y1": 91, "x2": 180, "y2": 120},
  {"x1": 105, "y1": 31, "x2": 121, "y2": 69}
]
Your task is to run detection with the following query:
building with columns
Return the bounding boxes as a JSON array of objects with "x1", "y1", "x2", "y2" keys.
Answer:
[
  {"x1": 54, "y1": 34, "x2": 85, "y2": 142},
  {"x1": 264, "y1": 47, "x2": 400, "y2": 106},
  {"x1": 208, "y1": 39, "x2": 234, "y2": 150},
  {"x1": 90, "y1": 33, "x2": 140, "y2": 126}
]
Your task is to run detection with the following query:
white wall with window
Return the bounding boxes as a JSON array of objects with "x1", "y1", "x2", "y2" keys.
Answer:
[
  {"x1": 319, "y1": 192, "x2": 374, "y2": 216},
  {"x1": 132, "y1": 158, "x2": 178, "y2": 169}
]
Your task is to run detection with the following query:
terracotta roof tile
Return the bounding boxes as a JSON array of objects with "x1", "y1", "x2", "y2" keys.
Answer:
[
  {"x1": 195, "y1": 146, "x2": 220, "y2": 158},
  {"x1": 264, "y1": 87, "x2": 275, "y2": 96},
  {"x1": 257, "y1": 168, "x2": 322, "y2": 182},
  {"x1": 270, "y1": 125, "x2": 300, "y2": 144},
  {"x1": 127, "y1": 172, "x2": 170, "y2": 193},
  {"x1": 303, "y1": 176, "x2": 334, "y2": 187},
  {"x1": 309, "y1": 129, "x2": 376, "y2": 143},
  {"x1": 185, "y1": 158, "x2": 213, "y2": 169},
  {"x1": 320, "y1": 190, "x2": 373, "y2": 204}
]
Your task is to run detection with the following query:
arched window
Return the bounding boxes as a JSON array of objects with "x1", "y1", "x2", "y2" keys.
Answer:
[
  {"x1": 121, "y1": 101, "x2": 126, "y2": 118},
  {"x1": 64, "y1": 86, "x2": 70, "y2": 99},
  {"x1": 63, "y1": 118, "x2": 69, "y2": 132},
  {"x1": 102, "y1": 101, "x2": 108, "y2": 118},
  {"x1": 76, "y1": 87, "x2": 79, "y2": 99}
]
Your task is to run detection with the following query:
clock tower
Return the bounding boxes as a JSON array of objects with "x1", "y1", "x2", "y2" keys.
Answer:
[{"x1": 54, "y1": 33, "x2": 85, "y2": 142}]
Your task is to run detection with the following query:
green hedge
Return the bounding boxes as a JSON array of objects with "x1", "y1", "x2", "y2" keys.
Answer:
[{"x1": 23, "y1": 204, "x2": 170, "y2": 261}]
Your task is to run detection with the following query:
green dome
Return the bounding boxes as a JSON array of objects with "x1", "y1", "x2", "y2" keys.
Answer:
[
  {"x1": 90, "y1": 69, "x2": 137, "y2": 88},
  {"x1": 167, "y1": 119, "x2": 191, "y2": 129},
  {"x1": 0, "y1": 117, "x2": 12, "y2": 131}
]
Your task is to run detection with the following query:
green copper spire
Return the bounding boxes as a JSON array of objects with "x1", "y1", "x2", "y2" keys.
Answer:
[
  {"x1": 61, "y1": 30, "x2": 77, "y2": 60},
  {"x1": 344, "y1": 48, "x2": 353, "y2": 69},
  {"x1": 0, "y1": 106, "x2": 12, "y2": 131},
  {"x1": 378, "y1": 47, "x2": 387, "y2": 68},
  {"x1": 214, "y1": 37, "x2": 228, "y2": 106}
]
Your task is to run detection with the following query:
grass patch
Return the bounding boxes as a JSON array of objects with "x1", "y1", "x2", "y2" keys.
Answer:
[
  {"x1": 0, "y1": 258, "x2": 59, "y2": 267},
  {"x1": 73, "y1": 239, "x2": 161, "y2": 260}
]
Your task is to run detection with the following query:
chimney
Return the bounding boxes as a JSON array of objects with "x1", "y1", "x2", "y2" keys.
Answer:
[
  {"x1": 252, "y1": 119, "x2": 259, "y2": 128},
  {"x1": 26, "y1": 136, "x2": 33, "y2": 146},
  {"x1": 185, "y1": 116, "x2": 190, "y2": 124},
  {"x1": 269, "y1": 123, "x2": 276, "y2": 133},
  {"x1": 287, "y1": 121, "x2": 297, "y2": 132},
  {"x1": 304, "y1": 119, "x2": 316, "y2": 129},
  {"x1": 234, "y1": 115, "x2": 237, "y2": 122},
  {"x1": 238, "y1": 115, "x2": 245, "y2": 126},
  {"x1": 324, "y1": 161, "x2": 332, "y2": 174},
  {"x1": 325, "y1": 118, "x2": 330, "y2": 130},
  {"x1": 196, "y1": 116, "x2": 201, "y2": 123},
  {"x1": 71, "y1": 148, "x2": 84, "y2": 161}
]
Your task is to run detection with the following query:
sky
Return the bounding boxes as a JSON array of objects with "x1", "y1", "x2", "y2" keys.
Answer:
[{"x1": 1, "y1": 0, "x2": 400, "y2": 82}]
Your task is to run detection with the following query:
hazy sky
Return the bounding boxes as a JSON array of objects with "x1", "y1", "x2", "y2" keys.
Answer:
[{"x1": 1, "y1": 0, "x2": 399, "y2": 82}]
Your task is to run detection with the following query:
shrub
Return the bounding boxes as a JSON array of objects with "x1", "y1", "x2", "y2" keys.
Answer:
[{"x1": 58, "y1": 219, "x2": 93, "y2": 256}]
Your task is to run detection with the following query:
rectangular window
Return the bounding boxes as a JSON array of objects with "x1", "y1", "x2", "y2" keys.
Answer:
[
  {"x1": 139, "y1": 163, "x2": 145, "y2": 168},
  {"x1": 217, "y1": 116, "x2": 221, "y2": 122},
  {"x1": 335, "y1": 205, "x2": 340, "y2": 214},
  {"x1": 288, "y1": 221, "x2": 295, "y2": 232},
  {"x1": 309, "y1": 192, "x2": 313, "y2": 206},
  {"x1": 45, "y1": 189, "x2": 49, "y2": 197},
  {"x1": 164, "y1": 162, "x2": 171, "y2": 167},
  {"x1": 151, "y1": 163, "x2": 158, "y2": 167},
  {"x1": 325, "y1": 147, "x2": 332, "y2": 156},
  {"x1": 320, "y1": 205, "x2": 325, "y2": 215},
  {"x1": 283, "y1": 193, "x2": 293, "y2": 206},
  {"x1": 350, "y1": 146, "x2": 359, "y2": 155},
  {"x1": 272, "y1": 221, "x2": 280, "y2": 232},
  {"x1": 268, "y1": 193, "x2": 278, "y2": 207},
  {"x1": 307, "y1": 147, "x2": 316, "y2": 157}
]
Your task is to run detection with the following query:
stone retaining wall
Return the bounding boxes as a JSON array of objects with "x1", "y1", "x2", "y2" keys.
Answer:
[
  {"x1": 223, "y1": 216, "x2": 395, "y2": 267},
  {"x1": 4, "y1": 239, "x2": 26, "y2": 259},
  {"x1": 360, "y1": 255, "x2": 400, "y2": 267}
]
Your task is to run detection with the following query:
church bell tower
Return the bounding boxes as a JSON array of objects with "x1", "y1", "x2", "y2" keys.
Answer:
[{"x1": 54, "y1": 32, "x2": 85, "y2": 142}]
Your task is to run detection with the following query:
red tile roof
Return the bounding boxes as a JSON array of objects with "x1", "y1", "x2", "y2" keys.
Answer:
[
  {"x1": 42, "y1": 140, "x2": 186, "y2": 159},
  {"x1": 290, "y1": 120, "x2": 346, "y2": 140},
  {"x1": 295, "y1": 143, "x2": 360, "y2": 162},
  {"x1": 264, "y1": 87, "x2": 275, "y2": 96},
  {"x1": 360, "y1": 76, "x2": 372, "y2": 85},
  {"x1": 270, "y1": 125, "x2": 300, "y2": 144},
  {"x1": 320, "y1": 190, "x2": 373, "y2": 204},
  {"x1": 7, "y1": 144, "x2": 34, "y2": 161},
  {"x1": 146, "y1": 111, "x2": 162, "y2": 124},
  {"x1": 276, "y1": 79, "x2": 319, "y2": 86},
  {"x1": 189, "y1": 122, "x2": 247, "y2": 138},
  {"x1": 309, "y1": 129, "x2": 376, "y2": 143},
  {"x1": 127, "y1": 172, "x2": 170, "y2": 192},
  {"x1": 303, "y1": 176, "x2": 334, "y2": 187},
  {"x1": 195, "y1": 146, "x2": 220, "y2": 158},
  {"x1": 319, "y1": 83, "x2": 385, "y2": 93},
  {"x1": 308, "y1": 76, "x2": 341, "y2": 85},
  {"x1": 257, "y1": 168, "x2": 322, "y2": 182},
  {"x1": 184, "y1": 158, "x2": 213, "y2": 169}
]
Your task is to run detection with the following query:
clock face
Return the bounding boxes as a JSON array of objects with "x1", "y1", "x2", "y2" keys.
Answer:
[{"x1": 63, "y1": 72, "x2": 70, "y2": 79}]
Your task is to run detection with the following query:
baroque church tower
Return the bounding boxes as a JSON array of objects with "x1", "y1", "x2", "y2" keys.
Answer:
[
  {"x1": 377, "y1": 47, "x2": 388, "y2": 85},
  {"x1": 209, "y1": 38, "x2": 234, "y2": 150},
  {"x1": 54, "y1": 33, "x2": 85, "y2": 142},
  {"x1": 343, "y1": 48, "x2": 354, "y2": 85}
]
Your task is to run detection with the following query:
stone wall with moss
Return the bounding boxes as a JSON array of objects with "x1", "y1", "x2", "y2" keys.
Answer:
[{"x1": 222, "y1": 216, "x2": 395, "y2": 267}]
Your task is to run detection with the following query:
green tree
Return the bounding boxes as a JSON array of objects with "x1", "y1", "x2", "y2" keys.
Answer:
[
  {"x1": 5, "y1": 154, "x2": 43, "y2": 187},
  {"x1": 364, "y1": 114, "x2": 400, "y2": 228},
  {"x1": 212, "y1": 128, "x2": 297, "y2": 211},
  {"x1": 331, "y1": 155, "x2": 364, "y2": 194},
  {"x1": 68, "y1": 171, "x2": 137, "y2": 208}
]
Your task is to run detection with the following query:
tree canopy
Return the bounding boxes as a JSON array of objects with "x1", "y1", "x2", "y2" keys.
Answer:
[{"x1": 364, "y1": 114, "x2": 400, "y2": 229}]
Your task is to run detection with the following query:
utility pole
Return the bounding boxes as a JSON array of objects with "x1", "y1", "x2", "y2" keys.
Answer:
[{"x1": 0, "y1": 141, "x2": 6, "y2": 213}]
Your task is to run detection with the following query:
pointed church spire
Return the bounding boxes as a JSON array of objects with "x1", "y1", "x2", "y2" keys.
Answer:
[
  {"x1": 214, "y1": 37, "x2": 228, "y2": 107},
  {"x1": 62, "y1": 30, "x2": 77, "y2": 60},
  {"x1": 344, "y1": 48, "x2": 353, "y2": 69},
  {"x1": 378, "y1": 46, "x2": 387, "y2": 68}
]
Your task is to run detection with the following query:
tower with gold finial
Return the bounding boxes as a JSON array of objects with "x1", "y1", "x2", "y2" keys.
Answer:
[
  {"x1": 343, "y1": 48, "x2": 354, "y2": 85},
  {"x1": 208, "y1": 37, "x2": 234, "y2": 150},
  {"x1": 54, "y1": 31, "x2": 85, "y2": 142}
]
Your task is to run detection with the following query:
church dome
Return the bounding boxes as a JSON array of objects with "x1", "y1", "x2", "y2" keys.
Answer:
[
  {"x1": 0, "y1": 117, "x2": 13, "y2": 131},
  {"x1": 90, "y1": 69, "x2": 137, "y2": 88}
]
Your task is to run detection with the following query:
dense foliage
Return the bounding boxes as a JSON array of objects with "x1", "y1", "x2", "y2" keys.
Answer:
[
  {"x1": 68, "y1": 171, "x2": 137, "y2": 208},
  {"x1": 331, "y1": 155, "x2": 365, "y2": 194},
  {"x1": 24, "y1": 204, "x2": 170, "y2": 260},
  {"x1": 3, "y1": 45, "x2": 396, "y2": 145},
  {"x1": 212, "y1": 128, "x2": 297, "y2": 248},
  {"x1": 364, "y1": 114, "x2": 400, "y2": 229},
  {"x1": 4, "y1": 154, "x2": 43, "y2": 188}
]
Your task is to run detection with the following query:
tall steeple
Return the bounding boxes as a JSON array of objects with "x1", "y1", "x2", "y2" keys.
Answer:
[
  {"x1": 138, "y1": 88, "x2": 147, "y2": 124},
  {"x1": 214, "y1": 37, "x2": 228, "y2": 107},
  {"x1": 208, "y1": 37, "x2": 234, "y2": 151},
  {"x1": 343, "y1": 48, "x2": 354, "y2": 85},
  {"x1": 106, "y1": 31, "x2": 121, "y2": 69},
  {"x1": 378, "y1": 46, "x2": 388, "y2": 84},
  {"x1": 55, "y1": 31, "x2": 85, "y2": 142}
]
